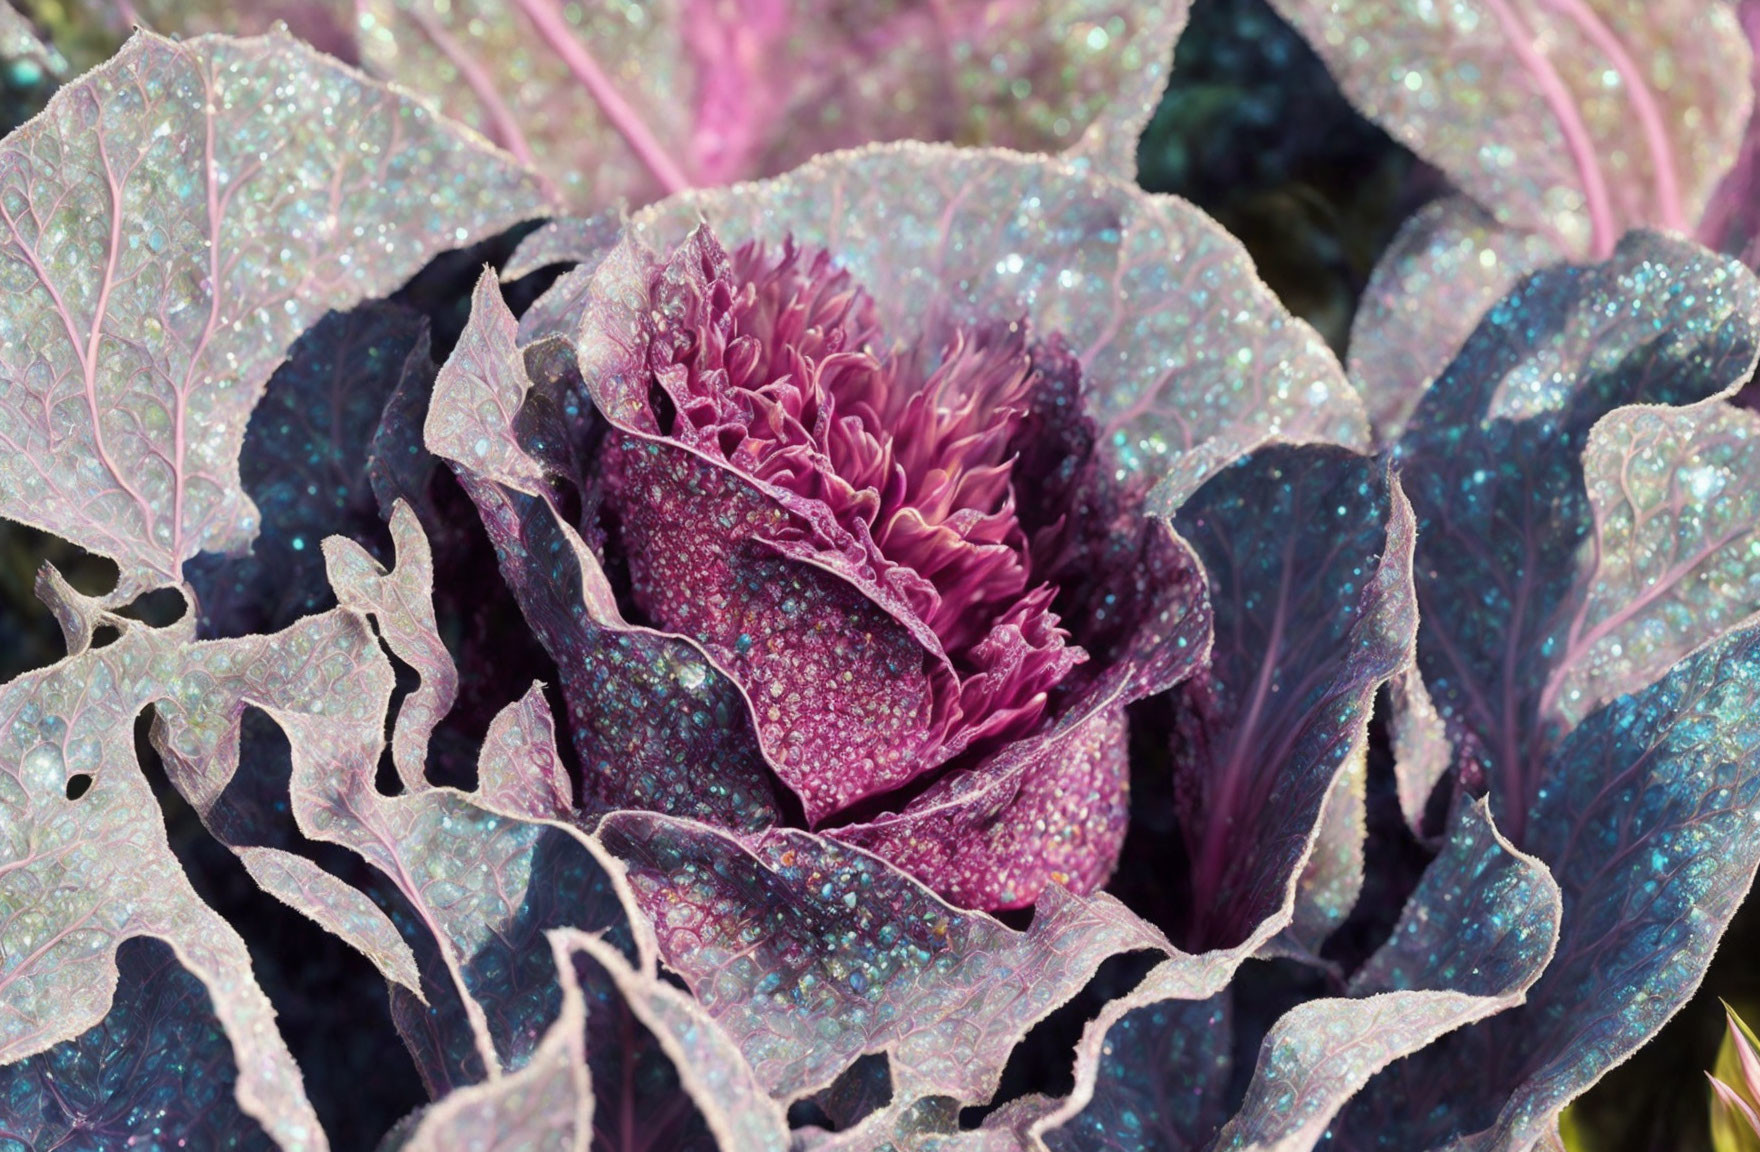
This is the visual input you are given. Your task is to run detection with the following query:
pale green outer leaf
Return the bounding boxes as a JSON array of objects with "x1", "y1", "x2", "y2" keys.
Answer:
[
  {"x1": 233, "y1": 845, "x2": 424, "y2": 998},
  {"x1": 1548, "y1": 400, "x2": 1760, "y2": 726},
  {"x1": 1347, "y1": 197, "x2": 1559, "y2": 445},
  {"x1": 0, "y1": 625, "x2": 345, "y2": 1150},
  {"x1": 631, "y1": 143, "x2": 1367, "y2": 511},
  {"x1": 399, "y1": 932, "x2": 592, "y2": 1152},
  {"x1": 355, "y1": 0, "x2": 1186, "y2": 212},
  {"x1": 0, "y1": 30, "x2": 550, "y2": 596},
  {"x1": 1263, "y1": 1, "x2": 1751, "y2": 257}
]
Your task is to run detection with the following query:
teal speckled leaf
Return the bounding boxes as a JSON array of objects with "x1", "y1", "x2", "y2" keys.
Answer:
[
  {"x1": 0, "y1": 30, "x2": 550, "y2": 598},
  {"x1": 354, "y1": 0, "x2": 1185, "y2": 211},
  {"x1": 630, "y1": 144, "x2": 1368, "y2": 512},
  {"x1": 185, "y1": 304, "x2": 432, "y2": 640},
  {"x1": 1035, "y1": 990, "x2": 1232, "y2": 1152},
  {"x1": 1265, "y1": 0, "x2": 1751, "y2": 258},
  {"x1": 0, "y1": 938, "x2": 279, "y2": 1150},
  {"x1": 1347, "y1": 197, "x2": 1559, "y2": 446},
  {"x1": 1170, "y1": 447, "x2": 1417, "y2": 952},
  {"x1": 1213, "y1": 799, "x2": 1560, "y2": 1151},
  {"x1": 596, "y1": 810, "x2": 1173, "y2": 1106},
  {"x1": 141, "y1": 524, "x2": 642, "y2": 1099},
  {"x1": 1330, "y1": 621, "x2": 1760, "y2": 1149},
  {"x1": 1396, "y1": 231, "x2": 1760, "y2": 846}
]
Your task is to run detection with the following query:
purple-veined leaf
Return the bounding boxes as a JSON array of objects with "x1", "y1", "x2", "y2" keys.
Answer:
[
  {"x1": 596, "y1": 810, "x2": 1175, "y2": 1107},
  {"x1": 1170, "y1": 447, "x2": 1418, "y2": 952},
  {"x1": 1347, "y1": 197, "x2": 1559, "y2": 446},
  {"x1": 0, "y1": 623, "x2": 337, "y2": 1149},
  {"x1": 0, "y1": 30, "x2": 550, "y2": 598},
  {"x1": 426, "y1": 271, "x2": 786, "y2": 831},
  {"x1": 1396, "y1": 231, "x2": 1760, "y2": 846},
  {"x1": 186, "y1": 303, "x2": 432, "y2": 639},
  {"x1": 1550, "y1": 400, "x2": 1760, "y2": 727},
  {"x1": 628, "y1": 143, "x2": 1368, "y2": 512},
  {"x1": 0, "y1": 4, "x2": 64, "y2": 83},
  {"x1": 0, "y1": 938, "x2": 280, "y2": 1150},
  {"x1": 1329, "y1": 619, "x2": 1760, "y2": 1149},
  {"x1": 354, "y1": 0, "x2": 1186, "y2": 212},
  {"x1": 1263, "y1": 0, "x2": 1751, "y2": 258}
]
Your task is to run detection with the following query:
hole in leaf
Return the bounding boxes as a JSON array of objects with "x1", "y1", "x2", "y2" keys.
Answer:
[
  {"x1": 793, "y1": 1052, "x2": 893, "y2": 1132},
  {"x1": 64, "y1": 773, "x2": 92, "y2": 800},
  {"x1": 0, "y1": 521, "x2": 120, "y2": 681},
  {"x1": 374, "y1": 641, "x2": 421, "y2": 797},
  {"x1": 89, "y1": 625, "x2": 119, "y2": 649},
  {"x1": 135, "y1": 704, "x2": 426, "y2": 1147},
  {"x1": 117, "y1": 585, "x2": 188, "y2": 629}
]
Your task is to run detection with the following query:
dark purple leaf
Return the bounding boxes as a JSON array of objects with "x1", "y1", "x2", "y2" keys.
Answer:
[
  {"x1": 1396, "y1": 231, "x2": 1760, "y2": 844},
  {"x1": 1170, "y1": 446, "x2": 1418, "y2": 951},
  {"x1": 1036, "y1": 991, "x2": 1232, "y2": 1152},
  {"x1": 185, "y1": 304, "x2": 431, "y2": 639},
  {"x1": 426, "y1": 272, "x2": 785, "y2": 831}
]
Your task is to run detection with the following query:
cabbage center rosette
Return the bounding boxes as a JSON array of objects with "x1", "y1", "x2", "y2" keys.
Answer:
[{"x1": 579, "y1": 224, "x2": 1208, "y2": 910}]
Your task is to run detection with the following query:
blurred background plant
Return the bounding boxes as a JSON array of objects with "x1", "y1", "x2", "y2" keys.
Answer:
[
  {"x1": 1710, "y1": 1003, "x2": 1760, "y2": 1152},
  {"x1": 0, "y1": 0, "x2": 1752, "y2": 1147}
]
